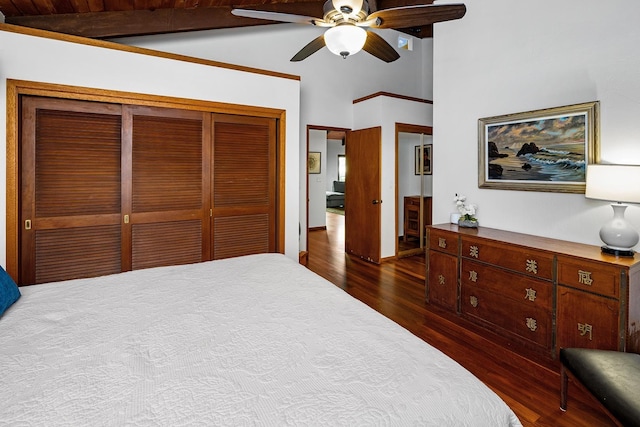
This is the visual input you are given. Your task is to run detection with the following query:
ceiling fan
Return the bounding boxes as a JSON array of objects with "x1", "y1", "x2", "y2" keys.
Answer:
[{"x1": 231, "y1": 0, "x2": 466, "y2": 63}]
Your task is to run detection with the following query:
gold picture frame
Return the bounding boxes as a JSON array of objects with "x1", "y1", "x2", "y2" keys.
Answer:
[
  {"x1": 308, "y1": 151, "x2": 321, "y2": 174},
  {"x1": 478, "y1": 101, "x2": 600, "y2": 193}
]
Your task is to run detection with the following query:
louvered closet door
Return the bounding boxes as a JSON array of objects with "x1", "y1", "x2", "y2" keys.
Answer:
[
  {"x1": 125, "y1": 106, "x2": 210, "y2": 270},
  {"x1": 20, "y1": 97, "x2": 123, "y2": 285},
  {"x1": 212, "y1": 114, "x2": 277, "y2": 259}
]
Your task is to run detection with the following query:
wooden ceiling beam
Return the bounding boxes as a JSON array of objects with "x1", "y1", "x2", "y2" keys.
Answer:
[
  {"x1": 3, "y1": 0, "x2": 436, "y2": 39},
  {"x1": 4, "y1": 2, "x2": 327, "y2": 38}
]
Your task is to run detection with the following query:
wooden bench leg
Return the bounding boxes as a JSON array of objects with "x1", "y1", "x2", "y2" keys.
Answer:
[{"x1": 560, "y1": 364, "x2": 568, "y2": 411}]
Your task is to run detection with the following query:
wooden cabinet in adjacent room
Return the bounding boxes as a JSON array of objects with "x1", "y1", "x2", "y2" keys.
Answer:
[
  {"x1": 426, "y1": 224, "x2": 640, "y2": 360},
  {"x1": 403, "y1": 196, "x2": 432, "y2": 242}
]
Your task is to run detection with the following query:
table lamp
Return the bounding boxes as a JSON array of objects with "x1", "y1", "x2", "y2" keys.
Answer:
[{"x1": 585, "y1": 164, "x2": 640, "y2": 256}]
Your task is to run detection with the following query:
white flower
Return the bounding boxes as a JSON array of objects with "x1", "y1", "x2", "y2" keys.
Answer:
[{"x1": 454, "y1": 194, "x2": 478, "y2": 220}]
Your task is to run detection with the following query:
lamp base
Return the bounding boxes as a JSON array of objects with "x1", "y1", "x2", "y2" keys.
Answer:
[{"x1": 601, "y1": 246, "x2": 635, "y2": 257}]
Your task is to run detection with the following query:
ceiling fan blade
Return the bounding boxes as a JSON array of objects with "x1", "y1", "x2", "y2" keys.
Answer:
[
  {"x1": 291, "y1": 35, "x2": 327, "y2": 62},
  {"x1": 367, "y1": 3, "x2": 466, "y2": 29},
  {"x1": 231, "y1": 8, "x2": 320, "y2": 25},
  {"x1": 362, "y1": 31, "x2": 400, "y2": 63}
]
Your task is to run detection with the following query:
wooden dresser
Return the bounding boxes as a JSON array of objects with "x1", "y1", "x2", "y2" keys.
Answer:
[
  {"x1": 403, "y1": 196, "x2": 432, "y2": 241},
  {"x1": 426, "y1": 224, "x2": 640, "y2": 359}
]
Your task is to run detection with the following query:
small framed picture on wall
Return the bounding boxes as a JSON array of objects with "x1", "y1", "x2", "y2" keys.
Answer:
[
  {"x1": 415, "y1": 144, "x2": 432, "y2": 175},
  {"x1": 308, "y1": 152, "x2": 321, "y2": 174}
]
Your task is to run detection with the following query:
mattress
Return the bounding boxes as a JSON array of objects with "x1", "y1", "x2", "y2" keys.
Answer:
[{"x1": 1, "y1": 254, "x2": 522, "y2": 426}]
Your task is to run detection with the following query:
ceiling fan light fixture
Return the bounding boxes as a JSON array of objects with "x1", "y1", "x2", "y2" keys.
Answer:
[{"x1": 324, "y1": 24, "x2": 367, "y2": 59}]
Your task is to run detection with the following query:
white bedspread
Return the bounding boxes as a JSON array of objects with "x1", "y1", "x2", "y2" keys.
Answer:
[{"x1": 1, "y1": 254, "x2": 521, "y2": 426}]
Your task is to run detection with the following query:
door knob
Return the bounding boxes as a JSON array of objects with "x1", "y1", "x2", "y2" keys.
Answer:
[{"x1": 372, "y1": 199, "x2": 382, "y2": 204}]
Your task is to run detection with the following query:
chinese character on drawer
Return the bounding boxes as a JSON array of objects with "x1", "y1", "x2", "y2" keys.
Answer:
[
  {"x1": 578, "y1": 270, "x2": 593, "y2": 286},
  {"x1": 438, "y1": 238, "x2": 447, "y2": 249},
  {"x1": 526, "y1": 317, "x2": 538, "y2": 332},
  {"x1": 525, "y1": 259, "x2": 538, "y2": 274},
  {"x1": 524, "y1": 288, "x2": 537, "y2": 302},
  {"x1": 578, "y1": 322, "x2": 593, "y2": 340},
  {"x1": 469, "y1": 245, "x2": 479, "y2": 258}
]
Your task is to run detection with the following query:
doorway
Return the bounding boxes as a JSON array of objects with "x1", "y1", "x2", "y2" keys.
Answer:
[
  {"x1": 306, "y1": 126, "x2": 349, "y2": 264},
  {"x1": 396, "y1": 124, "x2": 433, "y2": 258}
]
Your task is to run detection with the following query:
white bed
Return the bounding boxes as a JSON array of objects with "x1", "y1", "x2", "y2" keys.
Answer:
[{"x1": 1, "y1": 254, "x2": 521, "y2": 426}]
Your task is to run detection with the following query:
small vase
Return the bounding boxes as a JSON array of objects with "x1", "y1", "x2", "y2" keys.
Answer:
[{"x1": 458, "y1": 218, "x2": 478, "y2": 228}]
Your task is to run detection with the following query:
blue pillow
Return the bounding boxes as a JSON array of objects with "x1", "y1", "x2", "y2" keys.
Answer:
[{"x1": 0, "y1": 265, "x2": 21, "y2": 316}]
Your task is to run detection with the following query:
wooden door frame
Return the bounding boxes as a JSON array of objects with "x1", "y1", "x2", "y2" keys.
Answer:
[
  {"x1": 395, "y1": 123, "x2": 433, "y2": 257},
  {"x1": 305, "y1": 125, "x2": 350, "y2": 259},
  {"x1": 6, "y1": 79, "x2": 287, "y2": 280}
]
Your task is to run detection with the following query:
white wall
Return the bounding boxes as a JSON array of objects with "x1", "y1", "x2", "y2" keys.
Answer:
[
  {"x1": 326, "y1": 139, "x2": 345, "y2": 191},
  {"x1": 0, "y1": 28, "x2": 300, "y2": 264},
  {"x1": 433, "y1": 0, "x2": 640, "y2": 249},
  {"x1": 113, "y1": 26, "x2": 432, "y2": 250},
  {"x1": 308, "y1": 129, "x2": 327, "y2": 229},
  {"x1": 353, "y1": 95, "x2": 433, "y2": 258}
]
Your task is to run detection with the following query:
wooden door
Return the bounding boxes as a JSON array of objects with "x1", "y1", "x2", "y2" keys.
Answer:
[
  {"x1": 211, "y1": 114, "x2": 277, "y2": 259},
  {"x1": 124, "y1": 106, "x2": 211, "y2": 271},
  {"x1": 345, "y1": 127, "x2": 381, "y2": 263},
  {"x1": 20, "y1": 97, "x2": 123, "y2": 284}
]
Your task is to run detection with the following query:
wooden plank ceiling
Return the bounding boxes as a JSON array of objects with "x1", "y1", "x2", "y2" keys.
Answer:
[{"x1": 0, "y1": 0, "x2": 436, "y2": 39}]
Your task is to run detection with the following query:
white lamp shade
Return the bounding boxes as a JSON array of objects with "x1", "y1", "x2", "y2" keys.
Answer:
[
  {"x1": 585, "y1": 164, "x2": 640, "y2": 203},
  {"x1": 324, "y1": 25, "x2": 367, "y2": 58}
]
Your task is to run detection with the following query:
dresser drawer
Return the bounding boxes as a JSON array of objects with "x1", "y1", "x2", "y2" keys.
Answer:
[
  {"x1": 461, "y1": 236, "x2": 553, "y2": 280},
  {"x1": 461, "y1": 285, "x2": 552, "y2": 349},
  {"x1": 557, "y1": 286, "x2": 620, "y2": 350},
  {"x1": 461, "y1": 259, "x2": 552, "y2": 311},
  {"x1": 428, "y1": 228, "x2": 458, "y2": 256},
  {"x1": 427, "y1": 250, "x2": 458, "y2": 311},
  {"x1": 406, "y1": 197, "x2": 421, "y2": 207},
  {"x1": 557, "y1": 256, "x2": 620, "y2": 299}
]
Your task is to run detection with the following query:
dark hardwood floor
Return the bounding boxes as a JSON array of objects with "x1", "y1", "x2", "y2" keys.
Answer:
[{"x1": 307, "y1": 212, "x2": 615, "y2": 427}]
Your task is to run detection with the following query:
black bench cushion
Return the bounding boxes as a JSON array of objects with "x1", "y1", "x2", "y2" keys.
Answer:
[{"x1": 560, "y1": 348, "x2": 640, "y2": 427}]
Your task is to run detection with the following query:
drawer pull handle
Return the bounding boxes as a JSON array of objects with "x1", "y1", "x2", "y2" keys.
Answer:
[
  {"x1": 469, "y1": 270, "x2": 478, "y2": 283},
  {"x1": 578, "y1": 270, "x2": 594, "y2": 286},
  {"x1": 578, "y1": 322, "x2": 593, "y2": 340},
  {"x1": 526, "y1": 317, "x2": 538, "y2": 332},
  {"x1": 438, "y1": 274, "x2": 446, "y2": 285},
  {"x1": 525, "y1": 259, "x2": 538, "y2": 275},
  {"x1": 524, "y1": 288, "x2": 537, "y2": 302},
  {"x1": 470, "y1": 295, "x2": 478, "y2": 307},
  {"x1": 469, "y1": 245, "x2": 479, "y2": 258},
  {"x1": 438, "y1": 238, "x2": 447, "y2": 249}
]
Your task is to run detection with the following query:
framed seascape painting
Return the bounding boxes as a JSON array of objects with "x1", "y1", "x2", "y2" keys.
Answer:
[
  {"x1": 478, "y1": 101, "x2": 600, "y2": 193},
  {"x1": 415, "y1": 144, "x2": 432, "y2": 175}
]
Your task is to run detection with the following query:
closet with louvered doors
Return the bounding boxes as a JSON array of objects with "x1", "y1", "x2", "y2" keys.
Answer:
[
  {"x1": 19, "y1": 96, "x2": 278, "y2": 285},
  {"x1": 20, "y1": 97, "x2": 124, "y2": 284},
  {"x1": 125, "y1": 105, "x2": 210, "y2": 272},
  {"x1": 211, "y1": 114, "x2": 277, "y2": 259}
]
